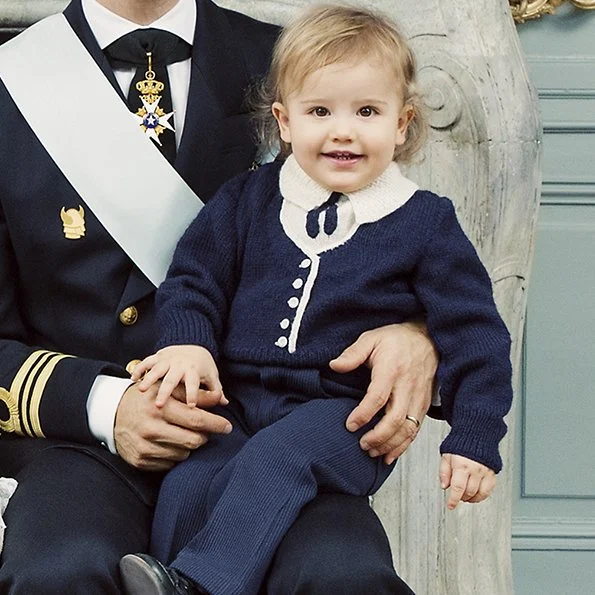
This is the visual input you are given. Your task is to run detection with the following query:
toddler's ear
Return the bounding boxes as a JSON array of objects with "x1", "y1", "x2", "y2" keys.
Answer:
[
  {"x1": 395, "y1": 104, "x2": 414, "y2": 146},
  {"x1": 272, "y1": 102, "x2": 292, "y2": 143}
]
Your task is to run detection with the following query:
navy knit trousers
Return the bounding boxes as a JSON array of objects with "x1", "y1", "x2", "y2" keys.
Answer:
[{"x1": 150, "y1": 364, "x2": 396, "y2": 595}]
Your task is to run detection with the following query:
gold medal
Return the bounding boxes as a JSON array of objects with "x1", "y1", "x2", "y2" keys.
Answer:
[{"x1": 133, "y1": 51, "x2": 174, "y2": 146}]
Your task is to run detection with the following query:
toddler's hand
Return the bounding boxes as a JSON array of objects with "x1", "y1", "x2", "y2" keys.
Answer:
[
  {"x1": 439, "y1": 453, "x2": 496, "y2": 510},
  {"x1": 131, "y1": 345, "x2": 225, "y2": 408}
]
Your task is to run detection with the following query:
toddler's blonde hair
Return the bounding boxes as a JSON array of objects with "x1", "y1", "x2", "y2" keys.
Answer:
[{"x1": 254, "y1": 4, "x2": 427, "y2": 163}]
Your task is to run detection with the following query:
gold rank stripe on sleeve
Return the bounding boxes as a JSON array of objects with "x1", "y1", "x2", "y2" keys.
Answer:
[{"x1": 8, "y1": 350, "x2": 73, "y2": 438}]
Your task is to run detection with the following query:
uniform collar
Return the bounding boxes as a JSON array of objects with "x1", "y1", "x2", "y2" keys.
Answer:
[
  {"x1": 279, "y1": 154, "x2": 419, "y2": 224},
  {"x1": 81, "y1": 0, "x2": 196, "y2": 50}
]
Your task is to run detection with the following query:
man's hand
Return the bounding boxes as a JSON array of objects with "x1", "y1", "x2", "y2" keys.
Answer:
[
  {"x1": 114, "y1": 382, "x2": 232, "y2": 471},
  {"x1": 330, "y1": 322, "x2": 438, "y2": 464},
  {"x1": 439, "y1": 454, "x2": 496, "y2": 510}
]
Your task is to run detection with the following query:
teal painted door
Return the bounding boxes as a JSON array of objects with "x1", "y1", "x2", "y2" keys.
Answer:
[{"x1": 513, "y1": 7, "x2": 595, "y2": 594}]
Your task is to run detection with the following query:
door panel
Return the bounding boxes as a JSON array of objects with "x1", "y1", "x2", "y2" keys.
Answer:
[{"x1": 514, "y1": 10, "x2": 595, "y2": 593}]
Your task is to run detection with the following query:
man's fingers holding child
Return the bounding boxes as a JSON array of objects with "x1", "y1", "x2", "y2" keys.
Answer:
[
  {"x1": 381, "y1": 413, "x2": 423, "y2": 464},
  {"x1": 364, "y1": 390, "x2": 423, "y2": 462},
  {"x1": 115, "y1": 383, "x2": 214, "y2": 469},
  {"x1": 162, "y1": 398, "x2": 232, "y2": 436},
  {"x1": 331, "y1": 323, "x2": 435, "y2": 461},
  {"x1": 348, "y1": 376, "x2": 391, "y2": 432}
]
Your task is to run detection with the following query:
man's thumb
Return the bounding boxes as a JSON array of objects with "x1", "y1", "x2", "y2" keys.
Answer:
[{"x1": 329, "y1": 339, "x2": 368, "y2": 372}]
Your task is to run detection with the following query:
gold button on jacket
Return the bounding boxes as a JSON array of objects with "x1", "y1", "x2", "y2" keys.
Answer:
[{"x1": 119, "y1": 306, "x2": 138, "y2": 326}]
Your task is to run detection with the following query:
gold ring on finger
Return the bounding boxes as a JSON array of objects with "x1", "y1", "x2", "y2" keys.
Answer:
[{"x1": 405, "y1": 414, "x2": 420, "y2": 428}]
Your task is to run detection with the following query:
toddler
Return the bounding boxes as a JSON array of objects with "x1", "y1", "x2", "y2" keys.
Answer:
[{"x1": 120, "y1": 5, "x2": 513, "y2": 595}]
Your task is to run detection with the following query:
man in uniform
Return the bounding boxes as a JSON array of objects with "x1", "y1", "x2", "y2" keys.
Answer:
[{"x1": 0, "y1": 1, "x2": 436, "y2": 593}]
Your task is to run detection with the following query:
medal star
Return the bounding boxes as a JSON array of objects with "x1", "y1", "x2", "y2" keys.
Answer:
[{"x1": 134, "y1": 96, "x2": 175, "y2": 147}]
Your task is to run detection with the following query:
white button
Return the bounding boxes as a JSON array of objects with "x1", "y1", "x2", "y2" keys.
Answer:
[
  {"x1": 275, "y1": 336, "x2": 288, "y2": 348},
  {"x1": 280, "y1": 319, "x2": 290, "y2": 329},
  {"x1": 293, "y1": 279, "x2": 304, "y2": 289},
  {"x1": 299, "y1": 259, "x2": 311, "y2": 268},
  {"x1": 288, "y1": 297, "x2": 299, "y2": 308}
]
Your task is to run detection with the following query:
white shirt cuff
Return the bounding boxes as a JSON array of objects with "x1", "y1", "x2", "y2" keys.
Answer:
[{"x1": 87, "y1": 375, "x2": 134, "y2": 454}]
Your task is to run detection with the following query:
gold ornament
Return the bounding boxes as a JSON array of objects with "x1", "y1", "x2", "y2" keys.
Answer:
[{"x1": 60, "y1": 206, "x2": 86, "y2": 239}]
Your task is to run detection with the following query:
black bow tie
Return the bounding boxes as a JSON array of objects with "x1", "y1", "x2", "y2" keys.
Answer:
[
  {"x1": 306, "y1": 192, "x2": 342, "y2": 238},
  {"x1": 104, "y1": 28, "x2": 191, "y2": 69}
]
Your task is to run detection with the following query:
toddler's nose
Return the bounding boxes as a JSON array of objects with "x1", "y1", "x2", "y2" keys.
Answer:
[{"x1": 330, "y1": 117, "x2": 355, "y2": 142}]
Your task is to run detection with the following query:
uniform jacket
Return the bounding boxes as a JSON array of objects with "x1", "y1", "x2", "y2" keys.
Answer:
[{"x1": 0, "y1": 0, "x2": 278, "y2": 454}]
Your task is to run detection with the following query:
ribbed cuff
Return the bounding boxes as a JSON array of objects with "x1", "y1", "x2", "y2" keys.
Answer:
[
  {"x1": 157, "y1": 313, "x2": 218, "y2": 359},
  {"x1": 439, "y1": 407, "x2": 507, "y2": 473}
]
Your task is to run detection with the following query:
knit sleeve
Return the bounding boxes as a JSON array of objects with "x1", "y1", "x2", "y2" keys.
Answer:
[
  {"x1": 413, "y1": 198, "x2": 513, "y2": 472},
  {"x1": 154, "y1": 172, "x2": 252, "y2": 359}
]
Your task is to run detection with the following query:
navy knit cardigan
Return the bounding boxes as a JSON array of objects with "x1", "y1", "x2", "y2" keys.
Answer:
[{"x1": 156, "y1": 161, "x2": 513, "y2": 472}]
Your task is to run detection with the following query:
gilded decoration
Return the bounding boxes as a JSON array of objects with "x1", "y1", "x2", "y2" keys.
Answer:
[{"x1": 510, "y1": 0, "x2": 595, "y2": 23}]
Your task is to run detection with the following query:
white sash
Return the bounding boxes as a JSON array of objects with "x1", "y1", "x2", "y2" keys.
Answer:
[{"x1": 0, "y1": 14, "x2": 203, "y2": 287}]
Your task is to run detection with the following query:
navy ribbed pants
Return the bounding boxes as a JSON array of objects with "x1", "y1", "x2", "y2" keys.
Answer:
[{"x1": 150, "y1": 364, "x2": 396, "y2": 595}]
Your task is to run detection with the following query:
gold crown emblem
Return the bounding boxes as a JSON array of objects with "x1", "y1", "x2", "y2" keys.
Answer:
[
  {"x1": 60, "y1": 206, "x2": 86, "y2": 240},
  {"x1": 136, "y1": 78, "x2": 165, "y2": 96}
]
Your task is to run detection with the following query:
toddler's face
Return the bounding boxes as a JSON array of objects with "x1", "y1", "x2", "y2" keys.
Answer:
[{"x1": 273, "y1": 60, "x2": 411, "y2": 194}]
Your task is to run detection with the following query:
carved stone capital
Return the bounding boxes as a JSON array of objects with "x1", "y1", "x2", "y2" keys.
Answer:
[{"x1": 419, "y1": 66, "x2": 463, "y2": 130}]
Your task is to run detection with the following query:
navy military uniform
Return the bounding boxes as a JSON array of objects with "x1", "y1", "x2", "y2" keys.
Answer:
[{"x1": 0, "y1": 2, "x2": 412, "y2": 594}]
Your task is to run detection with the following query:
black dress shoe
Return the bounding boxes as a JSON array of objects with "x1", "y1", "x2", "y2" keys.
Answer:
[{"x1": 120, "y1": 553, "x2": 207, "y2": 595}]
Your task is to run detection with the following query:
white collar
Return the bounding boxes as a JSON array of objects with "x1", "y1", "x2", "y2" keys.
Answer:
[
  {"x1": 279, "y1": 154, "x2": 419, "y2": 224},
  {"x1": 82, "y1": 0, "x2": 196, "y2": 50}
]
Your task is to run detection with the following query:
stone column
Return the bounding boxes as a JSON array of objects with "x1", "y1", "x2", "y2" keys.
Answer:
[{"x1": 370, "y1": 2, "x2": 541, "y2": 593}]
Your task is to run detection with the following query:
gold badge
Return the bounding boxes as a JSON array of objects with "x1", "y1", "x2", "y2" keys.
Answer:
[
  {"x1": 60, "y1": 206, "x2": 86, "y2": 240},
  {"x1": 133, "y1": 51, "x2": 175, "y2": 146}
]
